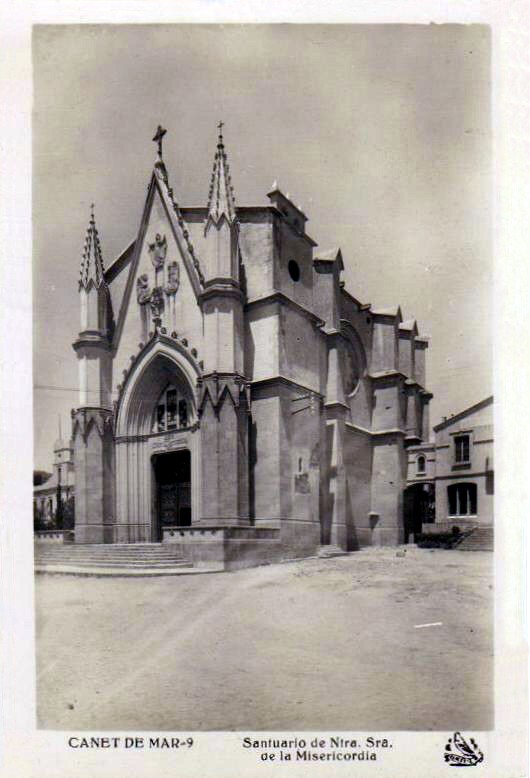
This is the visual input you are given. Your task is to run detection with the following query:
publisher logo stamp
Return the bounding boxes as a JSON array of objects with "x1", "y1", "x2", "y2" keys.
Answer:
[{"x1": 444, "y1": 733, "x2": 484, "y2": 767}]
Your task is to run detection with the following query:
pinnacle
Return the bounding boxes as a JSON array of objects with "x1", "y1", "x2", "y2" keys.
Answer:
[
  {"x1": 79, "y1": 205, "x2": 106, "y2": 290},
  {"x1": 206, "y1": 122, "x2": 237, "y2": 228}
]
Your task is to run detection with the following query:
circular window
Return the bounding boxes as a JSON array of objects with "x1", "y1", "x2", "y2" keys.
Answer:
[{"x1": 288, "y1": 260, "x2": 300, "y2": 282}]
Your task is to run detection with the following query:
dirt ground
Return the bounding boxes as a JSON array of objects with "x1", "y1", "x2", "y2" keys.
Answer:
[{"x1": 35, "y1": 547, "x2": 493, "y2": 731}]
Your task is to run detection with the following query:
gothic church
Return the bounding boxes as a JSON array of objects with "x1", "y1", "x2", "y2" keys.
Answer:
[{"x1": 71, "y1": 125, "x2": 432, "y2": 569}]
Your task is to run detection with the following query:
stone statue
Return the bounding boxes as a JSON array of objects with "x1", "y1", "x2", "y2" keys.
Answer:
[
  {"x1": 165, "y1": 261, "x2": 180, "y2": 295},
  {"x1": 150, "y1": 286, "x2": 165, "y2": 317},
  {"x1": 148, "y1": 233, "x2": 167, "y2": 271},
  {"x1": 136, "y1": 274, "x2": 151, "y2": 305}
]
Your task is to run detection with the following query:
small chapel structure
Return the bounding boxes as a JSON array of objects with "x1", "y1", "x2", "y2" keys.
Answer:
[{"x1": 70, "y1": 124, "x2": 432, "y2": 569}]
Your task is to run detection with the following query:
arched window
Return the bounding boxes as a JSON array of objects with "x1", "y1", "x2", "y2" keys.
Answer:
[
  {"x1": 417, "y1": 455, "x2": 426, "y2": 475},
  {"x1": 153, "y1": 385, "x2": 191, "y2": 433},
  {"x1": 447, "y1": 482, "x2": 477, "y2": 517}
]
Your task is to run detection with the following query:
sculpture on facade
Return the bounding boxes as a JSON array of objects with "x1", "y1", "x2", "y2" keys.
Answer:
[
  {"x1": 149, "y1": 233, "x2": 167, "y2": 271},
  {"x1": 165, "y1": 261, "x2": 180, "y2": 295},
  {"x1": 136, "y1": 274, "x2": 151, "y2": 305}
]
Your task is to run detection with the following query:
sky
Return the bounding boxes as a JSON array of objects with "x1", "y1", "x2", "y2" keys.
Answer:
[{"x1": 33, "y1": 23, "x2": 491, "y2": 470}]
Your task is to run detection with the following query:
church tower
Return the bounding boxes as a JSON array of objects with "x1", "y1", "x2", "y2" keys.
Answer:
[
  {"x1": 198, "y1": 125, "x2": 250, "y2": 524},
  {"x1": 71, "y1": 207, "x2": 115, "y2": 543}
]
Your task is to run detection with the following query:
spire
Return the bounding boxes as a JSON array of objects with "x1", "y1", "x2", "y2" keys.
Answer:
[
  {"x1": 79, "y1": 204, "x2": 105, "y2": 289},
  {"x1": 206, "y1": 121, "x2": 237, "y2": 228}
]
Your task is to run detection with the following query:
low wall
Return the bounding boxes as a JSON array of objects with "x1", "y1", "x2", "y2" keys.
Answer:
[
  {"x1": 163, "y1": 525, "x2": 283, "y2": 571},
  {"x1": 34, "y1": 530, "x2": 74, "y2": 544},
  {"x1": 422, "y1": 519, "x2": 479, "y2": 535}
]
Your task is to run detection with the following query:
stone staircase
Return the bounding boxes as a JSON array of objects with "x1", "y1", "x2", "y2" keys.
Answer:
[
  {"x1": 456, "y1": 526, "x2": 494, "y2": 552},
  {"x1": 34, "y1": 543, "x2": 196, "y2": 577}
]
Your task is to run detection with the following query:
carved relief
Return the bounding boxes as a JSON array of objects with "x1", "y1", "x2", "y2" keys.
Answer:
[
  {"x1": 294, "y1": 472, "x2": 310, "y2": 494},
  {"x1": 136, "y1": 274, "x2": 151, "y2": 305},
  {"x1": 150, "y1": 286, "x2": 165, "y2": 317},
  {"x1": 165, "y1": 260, "x2": 180, "y2": 295},
  {"x1": 148, "y1": 233, "x2": 167, "y2": 271}
]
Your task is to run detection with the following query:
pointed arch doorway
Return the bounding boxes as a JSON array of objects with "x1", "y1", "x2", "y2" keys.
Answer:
[
  {"x1": 115, "y1": 338, "x2": 202, "y2": 543},
  {"x1": 152, "y1": 449, "x2": 192, "y2": 540}
]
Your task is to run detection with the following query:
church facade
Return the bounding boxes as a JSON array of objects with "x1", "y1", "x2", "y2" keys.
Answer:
[{"x1": 71, "y1": 126, "x2": 432, "y2": 569}]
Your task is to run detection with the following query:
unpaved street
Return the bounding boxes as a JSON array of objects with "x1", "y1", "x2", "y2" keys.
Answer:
[{"x1": 35, "y1": 547, "x2": 493, "y2": 731}]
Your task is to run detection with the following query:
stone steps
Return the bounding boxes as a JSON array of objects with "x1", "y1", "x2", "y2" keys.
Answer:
[
  {"x1": 317, "y1": 544, "x2": 349, "y2": 558},
  {"x1": 34, "y1": 542, "x2": 195, "y2": 576},
  {"x1": 35, "y1": 559, "x2": 193, "y2": 568},
  {"x1": 457, "y1": 526, "x2": 494, "y2": 552},
  {"x1": 35, "y1": 551, "x2": 184, "y2": 562},
  {"x1": 35, "y1": 565, "x2": 210, "y2": 578}
]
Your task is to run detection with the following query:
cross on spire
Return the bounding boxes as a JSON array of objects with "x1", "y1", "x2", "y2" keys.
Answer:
[{"x1": 152, "y1": 125, "x2": 167, "y2": 158}]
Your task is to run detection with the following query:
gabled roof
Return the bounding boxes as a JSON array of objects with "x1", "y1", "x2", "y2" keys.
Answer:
[
  {"x1": 433, "y1": 395, "x2": 494, "y2": 432},
  {"x1": 314, "y1": 247, "x2": 344, "y2": 271},
  {"x1": 34, "y1": 471, "x2": 75, "y2": 494},
  {"x1": 399, "y1": 319, "x2": 418, "y2": 334},
  {"x1": 370, "y1": 305, "x2": 403, "y2": 320},
  {"x1": 110, "y1": 149, "x2": 206, "y2": 351}
]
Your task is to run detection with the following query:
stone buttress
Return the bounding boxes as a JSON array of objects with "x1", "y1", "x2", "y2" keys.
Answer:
[{"x1": 197, "y1": 125, "x2": 250, "y2": 525}]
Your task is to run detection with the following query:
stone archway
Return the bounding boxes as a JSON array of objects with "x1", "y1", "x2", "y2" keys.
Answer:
[
  {"x1": 403, "y1": 482, "x2": 435, "y2": 543},
  {"x1": 114, "y1": 339, "x2": 201, "y2": 543}
]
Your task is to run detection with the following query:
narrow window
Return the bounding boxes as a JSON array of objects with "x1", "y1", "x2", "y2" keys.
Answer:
[
  {"x1": 417, "y1": 455, "x2": 426, "y2": 474},
  {"x1": 166, "y1": 389, "x2": 177, "y2": 429},
  {"x1": 454, "y1": 434, "x2": 470, "y2": 464},
  {"x1": 156, "y1": 404, "x2": 165, "y2": 432}
]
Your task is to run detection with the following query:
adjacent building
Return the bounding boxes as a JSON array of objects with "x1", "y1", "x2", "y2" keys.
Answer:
[
  {"x1": 406, "y1": 396, "x2": 494, "y2": 537},
  {"x1": 33, "y1": 435, "x2": 75, "y2": 527}
]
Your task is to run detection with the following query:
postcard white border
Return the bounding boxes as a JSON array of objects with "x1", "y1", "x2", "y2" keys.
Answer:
[{"x1": 0, "y1": 2, "x2": 527, "y2": 777}]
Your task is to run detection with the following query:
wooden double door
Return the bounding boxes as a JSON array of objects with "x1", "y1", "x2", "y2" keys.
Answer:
[{"x1": 153, "y1": 450, "x2": 191, "y2": 539}]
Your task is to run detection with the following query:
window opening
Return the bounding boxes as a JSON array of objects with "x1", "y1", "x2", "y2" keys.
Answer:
[
  {"x1": 154, "y1": 385, "x2": 191, "y2": 433},
  {"x1": 447, "y1": 483, "x2": 477, "y2": 516},
  {"x1": 288, "y1": 260, "x2": 301, "y2": 282},
  {"x1": 454, "y1": 434, "x2": 470, "y2": 464}
]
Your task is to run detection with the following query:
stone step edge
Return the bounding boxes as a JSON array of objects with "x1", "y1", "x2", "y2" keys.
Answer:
[
  {"x1": 35, "y1": 565, "x2": 224, "y2": 577},
  {"x1": 34, "y1": 561, "x2": 193, "y2": 569},
  {"x1": 34, "y1": 551, "x2": 191, "y2": 557},
  {"x1": 35, "y1": 559, "x2": 191, "y2": 564}
]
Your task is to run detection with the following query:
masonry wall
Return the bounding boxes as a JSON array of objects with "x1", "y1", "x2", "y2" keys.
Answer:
[
  {"x1": 369, "y1": 435, "x2": 407, "y2": 545},
  {"x1": 238, "y1": 213, "x2": 275, "y2": 299},
  {"x1": 343, "y1": 428, "x2": 372, "y2": 548}
]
